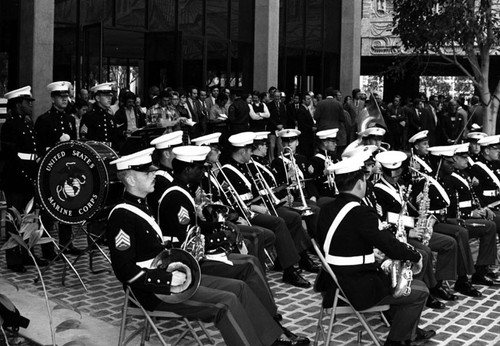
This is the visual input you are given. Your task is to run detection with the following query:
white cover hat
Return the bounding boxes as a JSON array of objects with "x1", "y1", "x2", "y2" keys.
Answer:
[
  {"x1": 90, "y1": 82, "x2": 115, "y2": 94},
  {"x1": 172, "y1": 145, "x2": 211, "y2": 163},
  {"x1": 4, "y1": 86, "x2": 34, "y2": 100},
  {"x1": 254, "y1": 131, "x2": 270, "y2": 141},
  {"x1": 375, "y1": 151, "x2": 407, "y2": 169},
  {"x1": 453, "y1": 143, "x2": 470, "y2": 155},
  {"x1": 466, "y1": 131, "x2": 487, "y2": 141},
  {"x1": 342, "y1": 145, "x2": 378, "y2": 161},
  {"x1": 330, "y1": 157, "x2": 364, "y2": 175},
  {"x1": 150, "y1": 131, "x2": 183, "y2": 149},
  {"x1": 47, "y1": 81, "x2": 70, "y2": 94},
  {"x1": 277, "y1": 128, "x2": 301, "y2": 138},
  {"x1": 478, "y1": 135, "x2": 500, "y2": 147},
  {"x1": 359, "y1": 127, "x2": 386, "y2": 138},
  {"x1": 111, "y1": 147, "x2": 156, "y2": 171},
  {"x1": 229, "y1": 132, "x2": 256, "y2": 147},
  {"x1": 408, "y1": 130, "x2": 429, "y2": 144},
  {"x1": 191, "y1": 132, "x2": 221, "y2": 146},
  {"x1": 316, "y1": 128, "x2": 339, "y2": 140}
]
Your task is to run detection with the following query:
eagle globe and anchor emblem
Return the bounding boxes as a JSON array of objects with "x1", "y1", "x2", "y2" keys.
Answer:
[{"x1": 37, "y1": 141, "x2": 119, "y2": 224}]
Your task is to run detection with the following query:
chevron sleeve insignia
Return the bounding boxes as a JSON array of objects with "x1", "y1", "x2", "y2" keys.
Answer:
[
  {"x1": 177, "y1": 206, "x2": 191, "y2": 225},
  {"x1": 115, "y1": 229, "x2": 131, "y2": 251}
]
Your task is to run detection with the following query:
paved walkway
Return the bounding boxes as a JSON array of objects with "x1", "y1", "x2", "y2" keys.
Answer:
[{"x1": 1, "y1": 231, "x2": 500, "y2": 346}]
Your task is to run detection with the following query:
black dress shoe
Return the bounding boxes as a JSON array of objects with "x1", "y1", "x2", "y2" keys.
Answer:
[
  {"x1": 454, "y1": 280, "x2": 482, "y2": 297},
  {"x1": 415, "y1": 327, "x2": 436, "y2": 341},
  {"x1": 430, "y1": 285, "x2": 458, "y2": 301},
  {"x1": 7, "y1": 264, "x2": 27, "y2": 273},
  {"x1": 62, "y1": 245, "x2": 84, "y2": 256},
  {"x1": 282, "y1": 270, "x2": 311, "y2": 288},
  {"x1": 272, "y1": 328, "x2": 310, "y2": 345},
  {"x1": 274, "y1": 313, "x2": 283, "y2": 322},
  {"x1": 471, "y1": 273, "x2": 495, "y2": 286},
  {"x1": 426, "y1": 295, "x2": 445, "y2": 309},
  {"x1": 298, "y1": 256, "x2": 320, "y2": 273}
]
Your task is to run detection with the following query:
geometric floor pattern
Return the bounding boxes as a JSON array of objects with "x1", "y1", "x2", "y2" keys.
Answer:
[{"x1": 1, "y1": 229, "x2": 500, "y2": 345}]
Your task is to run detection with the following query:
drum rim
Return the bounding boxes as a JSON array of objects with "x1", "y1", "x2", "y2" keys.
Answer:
[{"x1": 36, "y1": 140, "x2": 118, "y2": 224}]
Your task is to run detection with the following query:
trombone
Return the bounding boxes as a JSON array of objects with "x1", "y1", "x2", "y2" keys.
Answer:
[
  {"x1": 245, "y1": 158, "x2": 282, "y2": 217},
  {"x1": 281, "y1": 147, "x2": 314, "y2": 217}
]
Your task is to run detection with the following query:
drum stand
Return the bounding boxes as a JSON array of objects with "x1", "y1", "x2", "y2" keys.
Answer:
[{"x1": 61, "y1": 221, "x2": 111, "y2": 288}]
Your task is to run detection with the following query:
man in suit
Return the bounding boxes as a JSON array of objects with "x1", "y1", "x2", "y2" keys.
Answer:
[
  {"x1": 405, "y1": 98, "x2": 424, "y2": 141},
  {"x1": 295, "y1": 93, "x2": 316, "y2": 157},
  {"x1": 185, "y1": 86, "x2": 204, "y2": 139},
  {"x1": 344, "y1": 88, "x2": 365, "y2": 140},
  {"x1": 314, "y1": 87, "x2": 346, "y2": 150},
  {"x1": 267, "y1": 90, "x2": 287, "y2": 161},
  {"x1": 420, "y1": 95, "x2": 439, "y2": 146},
  {"x1": 316, "y1": 156, "x2": 435, "y2": 346}
]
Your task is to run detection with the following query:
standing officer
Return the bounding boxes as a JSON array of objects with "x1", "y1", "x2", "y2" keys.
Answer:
[
  {"x1": 316, "y1": 157, "x2": 434, "y2": 346},
  {"x1": 80, "y1": 82, "x2": 118, "y2": 148},
  {"x1": 1, "y1": 86, "x2": 47, "y2": 271},
  {"x1": 35, "y1": 81, "x2": 82, "y2": 257},
  {"x1": 107, "y1": 148, "x2": 306, "y2": 346}
]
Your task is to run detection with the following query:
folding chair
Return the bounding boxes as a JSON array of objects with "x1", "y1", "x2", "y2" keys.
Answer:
[
  {"x1": 119, "y1": 286, "x2": 214, "y2": 346},
  {"x1": 311, "y1": 239, "x2": 390, "y2": 346}
]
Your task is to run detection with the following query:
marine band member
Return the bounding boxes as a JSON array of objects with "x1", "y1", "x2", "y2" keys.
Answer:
[
  {"x1": 107, "y1": 148, "x2": 307, "y2": 346},
  {"x1": 221, "y1": 132, "x2": 311, "y2": 288},
  {"x1": 464, "y1": 130, "x2": 487, "y2": 165},
  {"x1": 374, "y1": 151, "x2": 458, "y2": 309},
  {"x1": 316, "y1": 156, "x2": 435, "y2": 346}
]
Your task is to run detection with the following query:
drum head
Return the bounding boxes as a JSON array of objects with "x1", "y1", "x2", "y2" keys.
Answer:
[{"x1": 37, "y1": 141, "x2": 118, "y2": 224}]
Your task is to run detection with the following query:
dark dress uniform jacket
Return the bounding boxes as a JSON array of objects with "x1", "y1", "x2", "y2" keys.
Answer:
[
  {"x1": 35, "y1": 106, "x2": 77, "y2": 156},
  {"x1": 271, "y1": 152, "x2": 316, "y2": 198},
  {"x1": 308, "y1": 151, "x2": 339, "y2": 198},
  {"x1": 107, "y1": 191, "x2": 174, "y2": 311},
  {"x1": 470, "y1": 157, "x2": 500, "y2": 208},
  {"x1": 442, "y1": 170, "x2": 480, "y2": 219},
  {"x1": 295, "y1": 104, "x2": 315, "y2": 157},
  {"x1": 0, "y1": 112, "x2": 39, "y2": 194},
  {"x1": 316, "y1": 193, "x2": 420, "y2": 310},
  {"x1": 81, "y1": 103, "x2": 118, "y2": 148}
]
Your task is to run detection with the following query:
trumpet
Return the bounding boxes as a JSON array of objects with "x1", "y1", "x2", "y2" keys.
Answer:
[
  {"x1": 281, "y1": 147, "x2": 313, "y2": 217},
  {"x1": 324, "y1": 150, "x2": 338, "y2": 193},
  {"x1": 246, "y1": 158, "x2": 282, "y2": 217},
  {"x1": 213, "y1": 161, "x2": 257, "y2": 224}
]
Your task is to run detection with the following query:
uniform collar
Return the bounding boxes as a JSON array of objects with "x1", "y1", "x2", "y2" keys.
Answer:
[{"x1": 123, "y1": 191, "x2": 150, "y2": 212}]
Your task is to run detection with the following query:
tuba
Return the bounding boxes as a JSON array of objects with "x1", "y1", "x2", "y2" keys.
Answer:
[{"x1": 281, "y1": 147, "x2": 313, "y2": 217}]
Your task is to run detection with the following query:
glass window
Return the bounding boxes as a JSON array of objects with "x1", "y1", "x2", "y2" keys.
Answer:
[
  {"x1": 231, "y1": 0, "x2": 253, "y2": 42},
  {"x1": 207, "y1": 0, "x2": 228, "y2": 38},
  {"x1": 81, "y1": 0, "x2": 105, "y2": 26},
  {"x1": 285, "y1": 0, "x2": 304, "y2": 49},
  {"x1": 179, "y1": 0, "x2": 203, "y2": 37},
  {"x1": 148, "y1": 0, "x2": 176, "y2": 32},
  {"x1": 305, "y1": 0, "x2": 322, "y2": 51},
  {"x1": 182, "y1": 38, "x2": 203, "y2": 87},
  {"x1": 324, "y1": 0, "x2": 340, "y2": 53},
  {"x1": 207, "y1": 40, "x2": 227, "y2": 87},
  {"x1": 55, "y1": 0, "x2": 77, "y2": 24},
  {"x1": 103, "y1": 29, "x2": 144, "y2": 59}
]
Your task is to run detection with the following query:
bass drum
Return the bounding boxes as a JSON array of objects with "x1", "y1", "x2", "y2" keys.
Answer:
[{"x1": 37, "y1": 141, "x2": 123, "y2": 224}]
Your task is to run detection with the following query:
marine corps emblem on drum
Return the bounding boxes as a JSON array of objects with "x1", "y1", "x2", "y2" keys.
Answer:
[{"x1": 37, "y1": 141, "x2": 123, "y2": 224}]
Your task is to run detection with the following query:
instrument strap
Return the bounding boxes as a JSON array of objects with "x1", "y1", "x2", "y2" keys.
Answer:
[
  {"x1": 375, "y1": 177, "x2": 403, "y2": 205},
  {"x1": 323, "y1": 201, "x2": 360, "y2": 264},
  {"x1": 474, "y1": 161, "x2": 500, "y2": 188},
  {"x1": 109, "y1": 203, "x2": 163, "y2": 240},
  {"x1": 222, "y1": 164, "x2": 252, "y2": 190},
  {"x1": 315, "y1": 153, "x2": 326, "y2": 161},
  {"x1": 155, "y1": 169, "x2": 173, "y2": 182},
  {"x1": 451, "y1": 172, "x2": 470, "y2": 189},
  {"x1": 413, "y1": 155, "x2": 433, "y2": 173},
  {"x1": 253, "y1": 161, "x2": 277, "y2": 186}
]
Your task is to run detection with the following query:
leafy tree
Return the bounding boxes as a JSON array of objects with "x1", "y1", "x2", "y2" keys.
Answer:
[{"x1": 393, "y1": 0, "x2": 500, "y2": 134}]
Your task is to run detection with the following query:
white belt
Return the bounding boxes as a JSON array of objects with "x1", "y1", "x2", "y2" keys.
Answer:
[
  {"x1": 459, "y1": 200, "x2": 472, "y2": 208},
  {"x1": 18, "y1": 152, "x2": 37, "y2": 160},
  {"x1": 136, "y1": 258, "x2": 154, "y2": 269},
  {"x1": 240, "y1": 192, "x2": 253, "y2": 201},
  {"x1": 325, "y1": 253, "x2": 375, "y2": 266},
  {"x1": 483, "y1": 190, "x2": 498, "y2": 197},
  {"x1": 164, "y1": 236, "x2": 179, "y2": 243}
]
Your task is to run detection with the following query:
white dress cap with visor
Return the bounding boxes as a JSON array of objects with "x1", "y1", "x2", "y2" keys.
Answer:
[
  {"x1": 172, "y1": 145, "x2": 211, "y2": 163},
  {"x1": 191, "y1": 132, "x2": 221, "y2": 146},
  {"x1": 228, "y1": 132, "x2": 256, "y2": 147},
  {"x1": 316, "y1": 128, "x2": 339, "y2": 140},
  {"x1": 375, "y1": 150, "x2": 407, "y2": 170},
  {"x1": 150, "y1": 130, "x2": 183, "y2": 149},
  {"x1": 111, "y1": 147, "x2": 157, "y2": 172}
]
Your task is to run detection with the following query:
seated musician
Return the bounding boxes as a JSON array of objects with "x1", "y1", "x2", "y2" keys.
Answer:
[
  {"x1": 464, "y1": 127, "x2": 486, "y2": 164},
  {"x1": 107, "y1": 147, "x2": 308, "y2": 346},
  {"x1": 221, "y1": 132, "x2": 312, "y2": 287},
  {"x1": 439, "y1": 143, "x2": 500, "y2": 288},
  {"x1": 308, "y1": 128, "x2": 341, "y2": 206},
  {"x1": 374, "y1": 151, "x2": 458, "y2": 309},
  {"x1": 316, "y1": 156, "x2": 435, "y2": 346},
  {"x1": 191, "y1": 132, "x2": 276, "y2": 268}
]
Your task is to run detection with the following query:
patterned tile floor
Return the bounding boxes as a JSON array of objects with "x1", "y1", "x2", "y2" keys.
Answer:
[{"x1": 1, "y1": 229, "x2": 500, "y2": 346}]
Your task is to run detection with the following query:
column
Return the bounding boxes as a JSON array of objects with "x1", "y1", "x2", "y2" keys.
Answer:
[
  {"x1": 253, "y1": 0, "x2": 280, "y2": 92},
  {"x1": 19, "y1": 0, "x2": 54, "y2": 120},
  {"x1": 340, "y1": 1, "x2": 362, "y2": 97}
]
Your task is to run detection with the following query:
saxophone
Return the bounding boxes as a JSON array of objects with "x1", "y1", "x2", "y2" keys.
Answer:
[
  {"x1": 391, "y1": 185, "x2": 414, "y2": 298},
  {"x1": 414, "y1": 175, "x2": 437, "y2": 246}
]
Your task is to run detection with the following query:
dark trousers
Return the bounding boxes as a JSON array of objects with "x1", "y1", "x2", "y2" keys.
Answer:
[
  {"x1": 200, "y1": 253, "x2": 277, "y2": 316},
  {"x1": 250, "y1": 213, "x2": 300, "y2": 269},
  {"x1": 376, "y1": 279, "x2": 428, "y2": 342},
  {"x1": 157, "y1": 274, "x2": 282, "y2": 346},
  {"x1": 4, "y1": 190, "x2": 32, "y2": 267},
  {"x1": 410, "y1": 231, "x2": 457, "y2": 282},
  {"x1": 276, "y1": 207, "x2": 311, "y2": 254},
  {"x1": 434, "y1": 222, "x2": 475, "y2": 276},
  {"x1": 239, "y1": 224, "x2": 275, "y2": 267}
]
